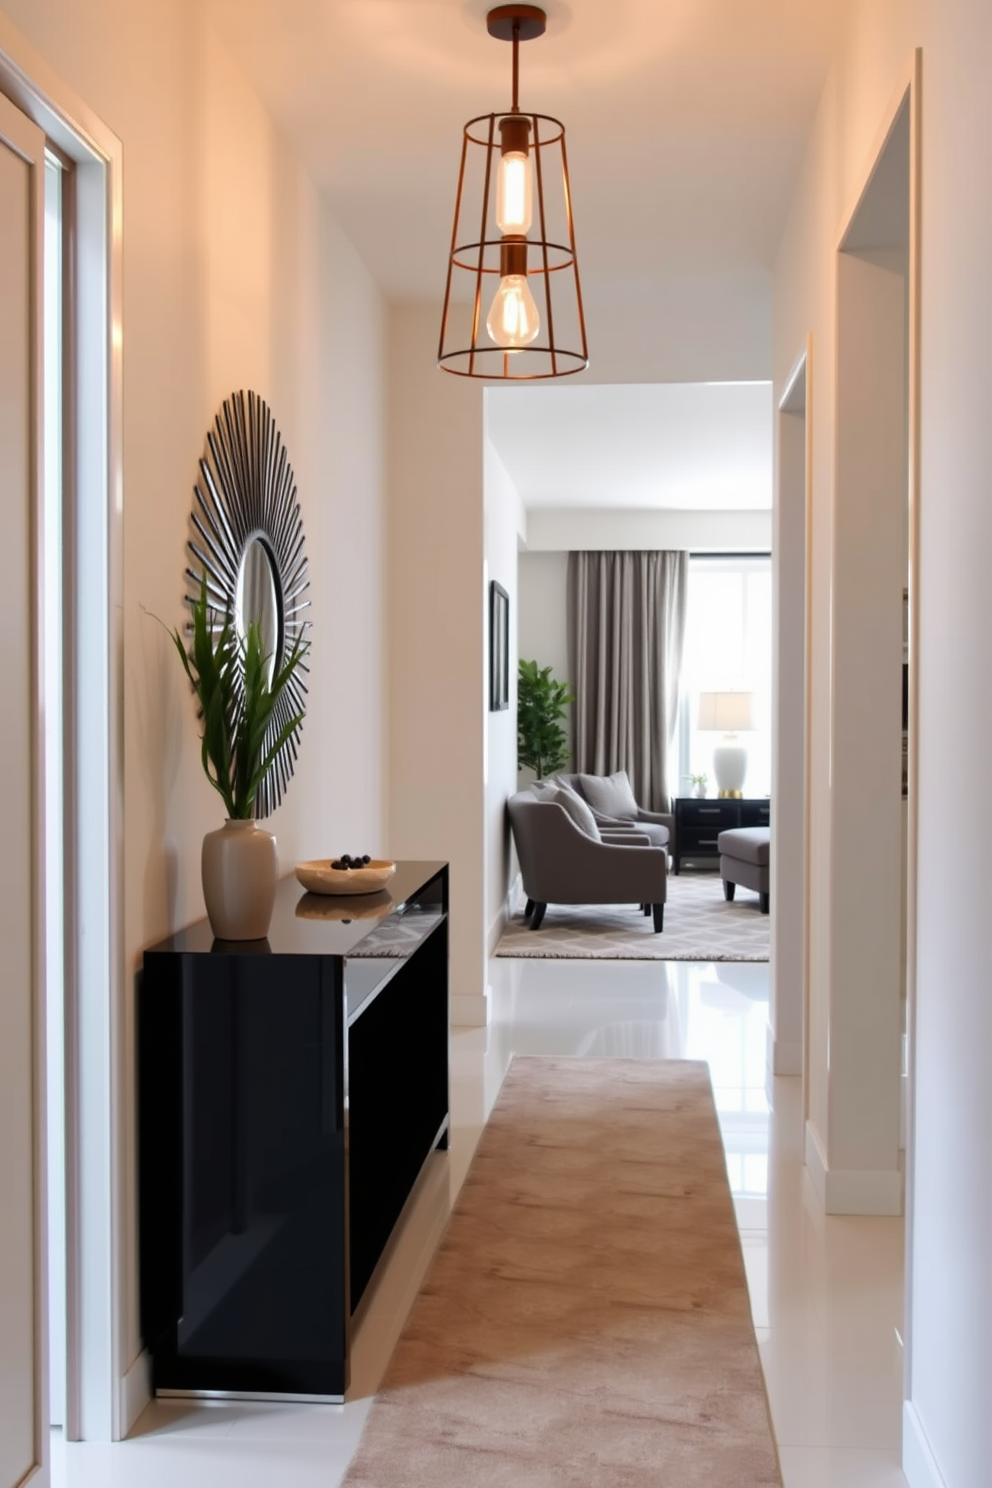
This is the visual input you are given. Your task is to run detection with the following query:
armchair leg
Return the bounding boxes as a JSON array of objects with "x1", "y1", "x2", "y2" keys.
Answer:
[
  {"x1": 642, "y1": 903, "x2": 651, "y2": 916},
  {"x1": 524, "y1": 898, "x2": 535, "y2": 919},
  {"x1": 723, "y1": 879, "x2": 736, "y2": 902},
  {"x1": 759, "y1": 891, "x2": 769, "y2": 915},
  {"x1": 529, "y1": 902, "x2": 547, "y2": 931},
  {"x1": 652, "y1": 903, "x2": 664, "y2": 932}
]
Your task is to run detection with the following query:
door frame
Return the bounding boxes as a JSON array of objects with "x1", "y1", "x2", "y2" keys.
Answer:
[
  {"x1": 830, "y1": 50, "x2": 920, "y2": 1220},
  {"x1": 0, "y1": 16, "x2": 124, "y2": 1445},
  {"x1": 774, "y1": 337, "x2": 812, "y2": 1106}
]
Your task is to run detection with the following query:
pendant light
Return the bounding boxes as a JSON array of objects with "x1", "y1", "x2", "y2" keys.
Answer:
[{"x1": 437, "y1": 4, "x2": 588, "y2": 380}]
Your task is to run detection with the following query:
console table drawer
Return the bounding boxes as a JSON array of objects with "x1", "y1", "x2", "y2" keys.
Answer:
[
  {"x1": 678, "y1": 825, "x2": 725, "y2": 854},
  {"x1": 678, "y1": 801, "x2": 736, "y2": 828},
  {"x1": 740, "y1": 801, "x2": 771, "y2": 827}
]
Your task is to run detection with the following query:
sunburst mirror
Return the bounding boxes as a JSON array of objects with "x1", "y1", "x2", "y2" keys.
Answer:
[{"x1": 185, "y1": 389, "x2": 311, "y2": 818}]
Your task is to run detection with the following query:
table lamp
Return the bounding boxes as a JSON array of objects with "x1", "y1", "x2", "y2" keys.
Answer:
[{"x1": 697, "y1": 691, "x2": 755, "y2": 798}]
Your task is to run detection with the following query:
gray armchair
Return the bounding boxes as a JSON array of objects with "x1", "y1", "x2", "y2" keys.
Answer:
[{"x1": 507, "y1": 791, "x2": 667, "y2": 931}]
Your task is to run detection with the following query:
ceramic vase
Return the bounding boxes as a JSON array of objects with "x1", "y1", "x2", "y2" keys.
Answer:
[{"x1": 201, "y1": 819, "x2": 278, "y2": 940}]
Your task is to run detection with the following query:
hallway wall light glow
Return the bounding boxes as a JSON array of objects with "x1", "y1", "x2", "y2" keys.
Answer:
[{"x1": 438, "y1": 4, "x2": 588, "y2": 380}]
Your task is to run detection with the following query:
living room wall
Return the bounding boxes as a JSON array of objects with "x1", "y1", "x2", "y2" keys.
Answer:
[
  {"x1": 775, "y1": 0, "x2": 992, "y2": 1482},
  {"x1": 0, "y1": 0, "x2": 388, "y2": 1417}
]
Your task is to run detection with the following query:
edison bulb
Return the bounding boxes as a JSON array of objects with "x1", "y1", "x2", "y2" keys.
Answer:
[
  {"x1": 486, "y1": 274, "x2": 540, "y2": 349},
  {"x1": 496, "y1": 151, "x2": 533, "y2": 235}
]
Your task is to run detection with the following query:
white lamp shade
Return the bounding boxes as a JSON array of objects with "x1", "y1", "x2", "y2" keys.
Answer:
[{"x1": 697, "y1": 690, "x2": 755, "y2": 732}]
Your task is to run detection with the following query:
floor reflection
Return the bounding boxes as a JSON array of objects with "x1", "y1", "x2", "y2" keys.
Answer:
[{"x1": 55, "y1": 955, "x2": 904, "y2": 1488}]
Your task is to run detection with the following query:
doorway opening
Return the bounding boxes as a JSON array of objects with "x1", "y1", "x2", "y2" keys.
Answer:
[
  {"x1": 804, "y1": 58, "x2": 920, "y2": 1222},
  {"x1": 0, "y1": 37, "x2": 124, "y2": 1457}
]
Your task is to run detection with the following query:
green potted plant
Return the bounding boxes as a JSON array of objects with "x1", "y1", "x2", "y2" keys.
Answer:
[
  {"x1": 689, "y1": 771, "x2": 709, "y2": 799},
  {"x1": 171, "y1": 580, "x2": 309, "y2": 939},
  {"x1": 517, "y1": 659, "x2": 574, "y2": 780}
]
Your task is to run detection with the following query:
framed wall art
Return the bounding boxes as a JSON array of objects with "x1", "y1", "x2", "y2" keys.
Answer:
[{"x1": 490, "y1": 581, "x2": 509, "y2": 712}]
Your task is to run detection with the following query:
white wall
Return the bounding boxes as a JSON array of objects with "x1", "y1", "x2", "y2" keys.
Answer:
[
  {"x1": 525, "y1": 507, "x2": 772, "y2": 552},
  {"x1": 908, "y1": 1, "x2": 992, "y2": 1482},
  {"x1": 386, "y1": 304, "x2": 486, "y2": 1026},
  {"x1": 483, "y1": 437, "x2": 525, "y2": 951},
  {"x1": 774, "y1": 4, "x2": 916, "y2": 1207},
  {"x1": 518, "y1": 553, "x2": 570, "y2": 694},
  {"x1": 775, "y1": 0, "x2": 992, "y2": 1482},
  {"x1": 0, "y1": 0, "x2": 388, "y2": 1417},
  {"x1": 575, "y1": 264, "x2": 772, "y2": 384}
]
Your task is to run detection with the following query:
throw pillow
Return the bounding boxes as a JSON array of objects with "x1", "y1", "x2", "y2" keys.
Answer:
[
  {"x1": 529, "y1": 779, "x2": 559, "y2": 800},
  {"x1": 532, "y1": 781, "x2": 600, "y2": 840},
  {"x1": 577, "y1": 770, "x2": 639, "y2": 820},
  {"x1": 555, "y1": 789, "x2": 601, "y2": 840}
]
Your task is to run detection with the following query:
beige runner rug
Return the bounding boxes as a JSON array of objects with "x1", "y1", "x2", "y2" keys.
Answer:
[{"x1": 343, "y1": 1057, "x2": 781, "y2": 1487}]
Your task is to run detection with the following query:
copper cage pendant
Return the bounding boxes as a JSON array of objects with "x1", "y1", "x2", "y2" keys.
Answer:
[{"x1": 437, "y1": 5, "x2": 588, "y2": 380}]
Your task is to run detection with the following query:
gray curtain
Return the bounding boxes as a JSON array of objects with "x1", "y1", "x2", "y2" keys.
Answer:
[{"x1": 567, "y1": 550, "x2": 688, "y2": 812}]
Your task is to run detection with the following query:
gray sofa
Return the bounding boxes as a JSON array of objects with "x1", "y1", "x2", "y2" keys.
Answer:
[{"x1": 507, "y1": 783, "x2": 668, "y2": 932}]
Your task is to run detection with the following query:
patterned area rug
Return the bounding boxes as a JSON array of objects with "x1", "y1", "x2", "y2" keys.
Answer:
[
  {"x1": 495, "y1": 869, "x2": 769, "y2": 961},
  {"x1": 343, "y1": 1058, "x2": 781, "y2": 1487}
]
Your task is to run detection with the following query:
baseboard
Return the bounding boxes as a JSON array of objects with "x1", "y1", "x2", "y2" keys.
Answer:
[
  {"x1": 804, "y1": 1120, "x2": 903, "y2": 1214},
  {"x1": 120, "y1": 1349, "x2": 151, "y2": 1438},
  {"x1": 903, "y1": 1402, "x2": 947, "y2": 1488},
  {"x1": 451, "y1": 988, "x2": 490, "y2": 1029},
  {"x1": 765, "y1": 1020, "x2": 802, "y2": 1076}
]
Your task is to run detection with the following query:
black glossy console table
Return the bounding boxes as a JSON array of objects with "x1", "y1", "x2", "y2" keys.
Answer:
[
  {"x1": 673, "y1": 798, "x2": 770, "y2": 873},
  {"x1": 139, "y1": 861, "x2": 448, "y2": 1402}
]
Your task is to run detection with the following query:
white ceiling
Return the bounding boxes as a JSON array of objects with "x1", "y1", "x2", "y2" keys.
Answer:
[
  {"x1": 487, "y1": 381, "x2": 772, "y2": 509},
  {"x1": 202, "y1": 0, "x2": 846, "y2": 381}
]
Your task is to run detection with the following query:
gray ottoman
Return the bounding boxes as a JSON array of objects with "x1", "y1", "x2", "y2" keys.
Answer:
[{"x1": 718, "y1": 827, "x2": 770, "y2": 914}]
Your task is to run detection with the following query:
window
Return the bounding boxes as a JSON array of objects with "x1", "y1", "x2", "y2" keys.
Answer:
[{"x1": 677, "y1": 554, "x2": 772, "y2": 797}]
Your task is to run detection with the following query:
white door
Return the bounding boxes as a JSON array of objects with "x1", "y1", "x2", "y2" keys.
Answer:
[{"x1": 0, "y1": 90, "x2": 48, "y2": 1488}]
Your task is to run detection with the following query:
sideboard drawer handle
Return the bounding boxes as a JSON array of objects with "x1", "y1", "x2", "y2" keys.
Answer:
[
  {"x1": 699, "y1": 808, "x2": 720, "y2": 814},
  {"x1": 700, "y1": 838, "x2": 718, "y2": 846}
]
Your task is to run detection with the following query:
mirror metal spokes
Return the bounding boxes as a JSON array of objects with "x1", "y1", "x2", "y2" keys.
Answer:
[{"x1": 185, "y1": 389, "x2": 311, "y2": 817}]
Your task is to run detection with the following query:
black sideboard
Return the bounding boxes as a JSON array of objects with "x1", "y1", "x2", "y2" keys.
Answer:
[
  {"x1": 139, "y1": 861, "x2": 448, "y2": 1403},
  {"x1": 673, "y1": 798, "x2": 771, "y2": 873}
]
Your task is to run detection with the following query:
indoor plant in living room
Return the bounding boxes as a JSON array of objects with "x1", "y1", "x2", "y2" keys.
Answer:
[
  {"x1": 518, "y1": 659, "x2": 574, "y2": 780},
  {"x1": 171, "y1": 581, "x2": 309, "y2": 940}
]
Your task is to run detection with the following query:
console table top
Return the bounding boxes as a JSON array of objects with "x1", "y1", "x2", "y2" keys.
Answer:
[
  {"x1": 675, "y1": 795, "x2": 771, "y2": 804},
  {"x1": 144, "y1": 859, "x2": 447, "y2": 959}
]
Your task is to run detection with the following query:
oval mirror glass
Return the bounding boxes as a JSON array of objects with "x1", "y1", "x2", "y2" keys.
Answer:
[{"x1": 235, "y1": 537, "x2": 281, "y2": 684}]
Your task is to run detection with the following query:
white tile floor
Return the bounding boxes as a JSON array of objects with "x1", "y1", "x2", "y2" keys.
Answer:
[{"x1": 52, "y1": 954, "x2": 908, "y2": 1488}]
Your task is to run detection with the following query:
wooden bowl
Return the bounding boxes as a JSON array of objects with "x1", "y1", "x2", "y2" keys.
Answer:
[{"x1": 294, "y1": 859, "x2": 396, "y2": 897}]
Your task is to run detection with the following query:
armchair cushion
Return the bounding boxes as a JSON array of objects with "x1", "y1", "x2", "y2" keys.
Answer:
[
  {"x1": 595, "y1": 817, "x2": 669, "y2": 849},
  {"x1": 575, "y1": 770, "x2": 639, "y2": 821}
]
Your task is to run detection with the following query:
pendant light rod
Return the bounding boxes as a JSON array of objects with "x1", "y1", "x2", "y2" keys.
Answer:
[
  {"x1": 486, "y1": 6, "x2": 547, "y2": 109},
  {"x1": 512, "y1": 22, "x2": 520, "y2": 111}
]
